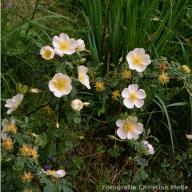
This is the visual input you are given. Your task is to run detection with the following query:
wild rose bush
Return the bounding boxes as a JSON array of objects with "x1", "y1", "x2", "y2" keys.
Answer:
[
  {"x1": 1, "y1": 1, "x2": 192, "y2": 192},
  {"x1": 2, "y1": 31, "x2": 191, "y2": 191}
]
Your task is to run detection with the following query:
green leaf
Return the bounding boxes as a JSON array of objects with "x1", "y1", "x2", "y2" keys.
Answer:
[
  {"x1": 154, "y1": 95, "x2": 175, "y2": 157},
  {"x1": 13, "y1": 159, "x2": 24, "y2": 171},
  {"x1": 35, "y1": 133, "x2": 48, "y2": 147}
]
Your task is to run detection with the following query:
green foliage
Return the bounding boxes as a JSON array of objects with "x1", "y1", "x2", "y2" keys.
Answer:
[
  {"x1": 81, "y1": 0, "x2": 192, "y2": 71},
  {"x1": 1, "y1": 0, "x2": 192, "y2": 191}
]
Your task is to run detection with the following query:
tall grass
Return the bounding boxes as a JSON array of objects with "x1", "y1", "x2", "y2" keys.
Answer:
[
  {"x1": 1, "y1": 0, "x2": 78, "y2": 95},
  {"x1": 81, "y1": 0, "x2": 191, "y2": 73}
]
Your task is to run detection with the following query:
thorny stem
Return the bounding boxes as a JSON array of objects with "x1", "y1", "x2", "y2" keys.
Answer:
[
  {"x1": 26, "y1": 102, "x2": 49, "y2": 116},
  {"x1": 31, "y1": 0, "x2": 40, "y2": 20},
  {"x1": 25, "y1": 0, "x2": 40, "y2": 39},
  {"x1": 56, "y1": 99, "x2": 62, "y2": 165}
]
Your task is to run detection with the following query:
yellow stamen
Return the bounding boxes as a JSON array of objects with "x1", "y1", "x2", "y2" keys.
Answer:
[
  {"x1": 59, "y1": 41, "x2": 70, "y2": 51},
  {"x1": 129, "y1": 92, "x2": 138, "y2": 101},
  {"x1": 44, "y1": 49, "x2": 52, "y2": 59},
  {"x1": 132, "y1": 55, "x2": 142, "y2": 65},
  {"x1": 79, "y1": 73, "x2": 85, "y2": 81},
  {"x1": 124, "y1": 122, "x2": 135, "y2": 132},
  {"x1": 53, "y1": 78, "x2": 66, "y2": 90}
]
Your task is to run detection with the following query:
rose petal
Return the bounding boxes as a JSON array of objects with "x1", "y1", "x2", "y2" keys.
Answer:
[
  {"x1": 134, "y1": 99, "x2": 144, "y2": 108},
  {"x1": 117, "y1": 128, "x2": 127, "y2": 139},
  {"x1": 121, "y1": 88, "x2": 129, "y2": 98},
  {"x1": 137, "y1": 89, "x2": 146, "y2": 99},
  {"x1": 123, "y1": 98, "x2": 134, "y2": 109}
]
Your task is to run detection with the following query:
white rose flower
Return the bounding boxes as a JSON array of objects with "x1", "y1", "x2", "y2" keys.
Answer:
[
  {"x1": 78, "y1": 65, "x2": 91, "y2": 89},
  {"x1": 71, "y1": 99, "x2": 90, "y2": 111},
  {"x1": 40, "y1": 45, "x2": 55, "y2": 60},
  {"x1": 53, "y1": 170, "x2": 66, "y2": 178},
  {"x1": 186, "y1": 134, "x2": 192, "y2": 140},
  {"x1": 48, "y1": 73, "x2": 72, "y2": 98},
  {"x1": 44, "y1": 169, "x2": 66, "y2": 178},
  {"x1": 121, "y1": 84, "x2": 146, "y2": 109},
  {"x1": 76, "y1": 39, "x2": 85, "y2": 52},
  {"x1": 143, "y1": 140, "x2": 154, "y2": 155},
  {"x1": 116, "y1": 116, "x2": 143, "y2": 140},
  {"x1": 52, "y1": 33, "x2": 77, "y2": 57},
  {"x1": 126, "y1": 48, "x2": 151, "y2": 72},
  {"x1": 5, "y1": 94, "x2": 24, "y2": 114}
]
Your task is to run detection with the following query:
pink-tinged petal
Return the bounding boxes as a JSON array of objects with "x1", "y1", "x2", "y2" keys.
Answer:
[
  {"x1": 144, "y1": 140, "x2": 154, "y2": 155},
  {"x1": 59, "y1": 33, "x2": 69, "y2": 41},
  {"x1": 126, "y1": 51, "x2": 135, "y2": 68},
  {"x1": 135, "y1": 122, "x2": 143, "y2": 134},
  {"x1": 117, "y1": 128, "x2": 127, "y2": 140},
  {"x1": 116, "y1": 119, "x2": 124, "y2": 128},
  {"x1": 134, "y1": 64, "x2": 147, "y2": 72},
  {"x1": 48, "y1": 80, "x2": 56, "y2": 92},
  {"x1": 5, "y1": 99, "x2": 14, "y2": 108},
  {"x1": 63, "y1": 49, "x2": 76, "y2": 55},
  {"x1": 126, "y1": 51, "x2": 134, "y2": 60},
  {"x1": 14, "y1": 94, "x2": 24, "y2": 104},
  {"x1": 142, "y1": 54, "x2": 151, "y2": 65},
  {"x1": 133, "y1": 48, "x2": 145, "y2": 54},
  {"x1": 144, "y1": 140, "x2": 149, "y2": 145},
  {"x1": 64, "y1": 74, "x2": 72, "y2": 84},
  {"x1": 69, "y1": 38, "x2": 77, "y2": 50},
  {"x1": 137, "y1": 89, "x2": 146, "y2": 99},
  {"x1": 128, "y1": 84, "x2": 138, "y2": 92},
  {"x1": 54, "y1": 170, "x2": 66, "y2": 178},
  {"x1": 76, "y1": 39, "x2": 85, "y2": 51},
  {"x1": 134, "y1": 99, "x2": 144, "y2": 108},
  {"x1": 54, "y1": 49, "x2": 65, "y2": 57},
  {"x1": 128, "y1": 62, "x2": 137, "y2": 70},
  {"x1": 78, "y1": 65, "x2": 88, "y2": 74},
  {"x1": 127, "y1": 132, "x2": 137, "y2": 140},
  {"x1": 148, "y1": 144, "x2": 154, "y2": 155},
  {"x1": 62, "y1": 85, "x2": 72, "y2": 95},
  {"x1": 52, "y1": 36, "x2": 60, "y2": 48},
  {"x1": 123, "y1": 98, "x2": 134, "y2": 109},
  {"x1": 121, "y1": 88, "x2": 129, "y2": 98},
  {"x1": 53, "y1": 91, "x2": 65, "y2": 98},
  {"x1": 131, "y1": 116, "x2": 138, "y2": 123}
]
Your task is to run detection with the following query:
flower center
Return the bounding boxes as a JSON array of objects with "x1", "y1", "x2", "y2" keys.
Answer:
[
  {"x1": 129, "y1": 92, "x2": 138, "y2": 101},
  {"x1": 59, "y1": 41, "x2": 70, "y2": 51},
  {"x1": 132, "y1": 55, "x2": 142, "y2": 65},
  {"x1": 44, "y1": 49, "x2": 52, "y2": 59},
  {"x1": 53, "y1": 78, "x2": 66, "y2": 91},
  {"x1": 79, "y1": 73, "x2": 85, "y2": 81},
  {"x1": 124, "y1": 122, "x2": 135, "y2": 132}
]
